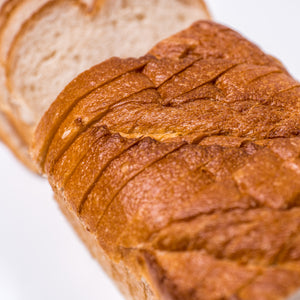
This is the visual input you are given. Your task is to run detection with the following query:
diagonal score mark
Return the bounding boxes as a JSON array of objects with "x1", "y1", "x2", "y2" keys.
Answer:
[
  {"x1": 46, "y1": 86, "x2": 155, "y2": 174},
  {"x1": 71, "y1": 137, "x2": 142, "y2": 213},
  {"x1": 270, "y1": 84, "x2": 300, "y2": 99},
  {"x1": 54, "y1": 126, "x2": 110, "y2": 190},
  {"x1": 77, "y1": 139, "x2": 196, "y2": 233},
  {"x1": 93, "y1": 142, "x2": 187, "y2": 230},
  {"x1": 162, "y1": 62, "x2": 240, "y2": 106},
  {"x1": 144, "y1": 56, "x2": 202, "y2": 88},
  {"x1": 247, "y1": 69, "x2": 283, "y2": 84}
]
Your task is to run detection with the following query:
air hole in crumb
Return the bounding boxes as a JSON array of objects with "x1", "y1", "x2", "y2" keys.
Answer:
[
  {"x1": 74, "y1": 54, "x2": 80, "y2": 62},
  {"x1": 42, "y1": 50, "x2": 56, "y2": 62},
  {"x1": 136, "y1": 13, "x2": 145, "y2": 21},
  {"x1": 177, "y1": 14, "x2": 186, "y2": 22},
  {"x1": 121, "y1": 0, "x2": 129, "y2": 9}
]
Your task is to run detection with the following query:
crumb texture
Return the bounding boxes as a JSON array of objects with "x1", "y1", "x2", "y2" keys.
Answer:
[{"x1": 33, "y1": 21, "x2": 300, "y2": 300}]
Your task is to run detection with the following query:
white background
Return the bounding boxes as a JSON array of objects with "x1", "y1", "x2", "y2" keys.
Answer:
[{"x1": 1, "y1": 1, "x2": 300, "y2": 299}]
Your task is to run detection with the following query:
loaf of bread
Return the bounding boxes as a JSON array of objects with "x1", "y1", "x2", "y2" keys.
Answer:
[
  {"x1": 31, "y1": 21, "x2": 300, "y2": 299},
  {"x1": 0, "y1": 0, "x2": 210, "y2": 170}
]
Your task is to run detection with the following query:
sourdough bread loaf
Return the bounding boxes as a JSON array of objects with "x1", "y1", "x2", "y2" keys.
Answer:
[
  {"x1": 0, "y1": 0, "x2": 210, "y2": 170},
  {"x1": 32, "y1": 21, "x2": 300, "y2": 300}
]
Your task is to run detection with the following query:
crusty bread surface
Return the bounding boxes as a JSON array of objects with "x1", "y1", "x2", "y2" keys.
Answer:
[
  {"x1": 32, "y1": 21, "x2": 300, "y2": 300},
  {"x1": 0, "y1": 0, "x2": 210, "y2": 170}
]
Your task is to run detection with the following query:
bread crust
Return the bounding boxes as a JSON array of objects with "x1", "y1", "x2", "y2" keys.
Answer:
[{"x1": 33, "y1": 21, "x2": 300, "y2": 299}]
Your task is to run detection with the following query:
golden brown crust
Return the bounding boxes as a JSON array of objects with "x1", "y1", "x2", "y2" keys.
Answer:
[{"x1": 33, "y1": 21, "x2": 300, "y2": 299}]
